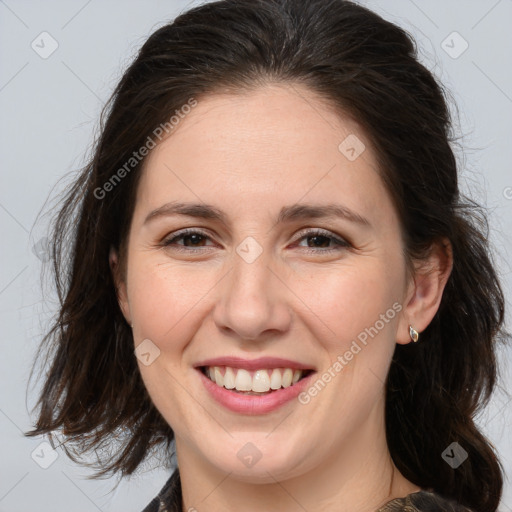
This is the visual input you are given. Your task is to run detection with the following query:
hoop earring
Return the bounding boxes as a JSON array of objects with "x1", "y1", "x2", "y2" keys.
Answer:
[{"x1": 409, "y1": 325, "x2": 419, "y2": 343}]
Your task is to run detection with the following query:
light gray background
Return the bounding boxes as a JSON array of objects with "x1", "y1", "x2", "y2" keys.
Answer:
[{"x1": 1, "y1": 0, "x2": 511, "y2": 510}]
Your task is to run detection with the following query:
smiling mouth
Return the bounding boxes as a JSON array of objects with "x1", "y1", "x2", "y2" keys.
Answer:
[{"x1": 200, "y1": 366, "x2": 315, "y2": 395}]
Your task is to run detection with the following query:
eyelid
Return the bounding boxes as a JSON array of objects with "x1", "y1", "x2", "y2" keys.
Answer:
[
  {"x1": 292, "y1": 227, "x2": 348, "y2": 243},
  {"x1": 161, "y1": 227, "x2": 215, "y2": 247}
]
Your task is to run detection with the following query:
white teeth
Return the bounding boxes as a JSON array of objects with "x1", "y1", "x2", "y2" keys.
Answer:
[
  {"x1": 282, "y1": 368, "x2": 293, "y2": 388},
  {"x1": 270, "y1": 369, "x2": 282, "y2": 390},
  {"x1": 223, "y1": 367, "x2": 236, "y2": 389},
  {"x1": 204, "y1": 366, "x2": 307, "y2": 392},
  {"x1": 234, "y1": 369, "x2": 252, "y2": 391},
  {"x1": 214, "y1": 367, "x2": 224, "y2": 387},
  {"x1": 252, "y1": 369, "x2": 271, "y2": 392}
]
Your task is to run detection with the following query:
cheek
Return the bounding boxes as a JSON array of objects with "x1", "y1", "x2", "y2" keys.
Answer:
[
  {"x1": 127, "y1": 260, "x2": 210, "y2": 425},
  {"x1": 127, "y1": 257, "x2": 219, "y2": 349},
  {"x1": 293, "y1": 262, "x2": 403, "y2": 413},
  {"x1": 292, "y1": 261, "x2": 401, "y2": 346}
]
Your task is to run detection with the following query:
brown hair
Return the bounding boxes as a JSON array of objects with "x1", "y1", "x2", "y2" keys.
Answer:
[{"x1": 26, "y1": 1, "x2": 509, "y2": 511}]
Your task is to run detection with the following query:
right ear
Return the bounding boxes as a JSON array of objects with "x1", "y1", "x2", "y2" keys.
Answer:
[{"x1": 109, "y1": 246, "x2": 132, "y2": 326}]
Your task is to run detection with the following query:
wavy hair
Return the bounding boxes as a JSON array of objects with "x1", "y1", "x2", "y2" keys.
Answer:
[{"x1": 27, "y1": 1, "x2": 509, "y2": 511}]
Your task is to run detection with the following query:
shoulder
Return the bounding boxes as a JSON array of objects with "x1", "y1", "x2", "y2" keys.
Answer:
[
  {"x1": 141, "y1": 471, "x2": 182, "y2": 512},
  {"x1": 379, "y1": 490, "x2": 475, "y2": 512}
]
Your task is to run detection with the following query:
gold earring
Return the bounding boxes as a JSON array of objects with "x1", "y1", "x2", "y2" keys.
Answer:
[{"x1": 409, "y1": 325, "x2": 419, "y2": 343}]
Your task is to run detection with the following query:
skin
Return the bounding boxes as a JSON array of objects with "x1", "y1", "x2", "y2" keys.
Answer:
[{"x1": 111, "y1": 83, "x2": 453, "y2": 512}]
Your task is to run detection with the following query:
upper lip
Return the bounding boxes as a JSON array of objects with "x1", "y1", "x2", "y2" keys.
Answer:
[{"x1": 194, "y1": 356, "x2": 316, "y2": 371}]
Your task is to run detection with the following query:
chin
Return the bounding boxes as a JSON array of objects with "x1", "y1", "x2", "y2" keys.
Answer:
[{"x1": 197, "y1": 437, "x2": 309, "y2": 483}]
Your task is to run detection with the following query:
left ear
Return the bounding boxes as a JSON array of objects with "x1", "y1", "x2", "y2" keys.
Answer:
[{"x1": 396, "y1": 237, "x2": 453, "y2": 345}]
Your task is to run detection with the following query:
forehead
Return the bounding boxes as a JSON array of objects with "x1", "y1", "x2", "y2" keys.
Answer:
[
  {"x1": 134, "y1": 84, "x2": 397, "y2": 232},
  {"x1": 150, "y1": 83, "x2": 366, "y2": 164}
]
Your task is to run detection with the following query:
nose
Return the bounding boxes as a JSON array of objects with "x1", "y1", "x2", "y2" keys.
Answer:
[{"x1": 212, "y1": 248, "x2": 292, "y2": 342}]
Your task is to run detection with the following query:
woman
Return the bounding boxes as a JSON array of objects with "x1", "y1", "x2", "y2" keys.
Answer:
[{"x1": 26, "y1": 0, "x2": 508, "y2": 511}]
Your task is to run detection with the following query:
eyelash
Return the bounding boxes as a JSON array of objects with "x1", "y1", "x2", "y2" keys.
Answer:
[{"x1": 161, "y1": 228, "x2": 351, "y2": 254}]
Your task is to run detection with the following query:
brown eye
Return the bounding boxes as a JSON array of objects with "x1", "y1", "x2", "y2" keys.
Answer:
[
  {"x1": 162, "y1": 229, "x2": 215, "y2": 251},
  {"x1": 294, "y1": 229, "x2": 350, "y2": 254}
]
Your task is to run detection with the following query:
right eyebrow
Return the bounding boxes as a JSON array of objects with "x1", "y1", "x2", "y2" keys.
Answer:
[{"x1": 144, "y1": 202, "x2": 229, "y2": 226}]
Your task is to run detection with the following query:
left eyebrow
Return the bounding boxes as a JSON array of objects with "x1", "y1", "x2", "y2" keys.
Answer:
[
  {"x1": 143, "y1": 201, "x2": 372, "y2": 228},
  {"x1": 277, "y1": 203, "x2": 372, "y2": 228}
]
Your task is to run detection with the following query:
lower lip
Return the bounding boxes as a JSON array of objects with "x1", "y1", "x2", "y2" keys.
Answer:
[{"x1": 196, "y1": 368, "x2": 316, "y2": 415}]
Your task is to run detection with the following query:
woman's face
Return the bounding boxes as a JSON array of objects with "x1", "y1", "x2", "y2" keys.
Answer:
[{"x1": 116, "y1": 84, "x2": 415, "y2": 482}]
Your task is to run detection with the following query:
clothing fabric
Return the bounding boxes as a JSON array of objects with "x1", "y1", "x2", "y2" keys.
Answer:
[{"x1": 141, "y1": 470, "x2": 475, "y2": 512}]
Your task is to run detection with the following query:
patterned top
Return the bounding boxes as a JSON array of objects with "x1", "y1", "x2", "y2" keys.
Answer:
[{"x1": 141, "y1": 470, "x2": 475, "y2": 512}]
